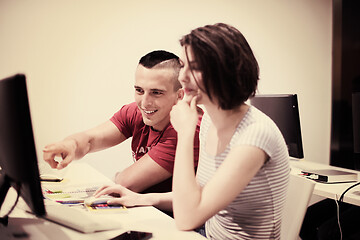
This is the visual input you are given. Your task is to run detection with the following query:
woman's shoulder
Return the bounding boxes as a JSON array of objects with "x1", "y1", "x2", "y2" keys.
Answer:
[
  {"x1": 234, "y1": 106, "x2": 284, "y2": 144},
  {"x1": 241, "y1": 106, "x2": 277, "y2": 130}
]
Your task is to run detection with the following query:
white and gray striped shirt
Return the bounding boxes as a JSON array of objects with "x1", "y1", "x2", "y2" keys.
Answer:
[{"x1": 196, "y1": 106, "x2": 290, "y2": 240}]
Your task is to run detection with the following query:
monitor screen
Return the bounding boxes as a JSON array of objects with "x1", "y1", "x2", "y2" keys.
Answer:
[
  {"x1": 353, "y1": 92, "x2": 360, "y2": 153},
  {"x1": 0, "y1": 74, "x2": 45, "y2": 217},
  {"x1": 250, "y1": 94, "x2": 304, "y2": 159}
]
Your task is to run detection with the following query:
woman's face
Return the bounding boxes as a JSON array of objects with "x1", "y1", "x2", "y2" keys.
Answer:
[{"x1": 178, "y1": 46, "x2": 206, "y2": 104}]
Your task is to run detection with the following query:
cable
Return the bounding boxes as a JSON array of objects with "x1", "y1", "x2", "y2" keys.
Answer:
[
  {"x1": 334, "y1": 195, "x2": 343, "y2": 240},
  {"x1": 334, "y1": 181, "x2": 360, "y2": 240},
  {"x1": 338, "y1": 181, "x2": 360, "y2": 203}
]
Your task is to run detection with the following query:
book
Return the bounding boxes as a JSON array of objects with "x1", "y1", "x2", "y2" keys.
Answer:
[
  {"x1": 43, "y1": 185, "x2": 127, "y2": 213},
  {"x1": 85, "y1": 203, "x2": 127, "y2": 213},
  {"x1": 43, "y1": 186, "x2": 99, "y2": 204},
  {"x1": 301, "y1": 169, "x2": 358, "y2": 183}
]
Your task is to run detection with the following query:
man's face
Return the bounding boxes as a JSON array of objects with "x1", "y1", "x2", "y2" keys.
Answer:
[{"x1": 134, "y1": 64, "x2": 181, "y2": 131}]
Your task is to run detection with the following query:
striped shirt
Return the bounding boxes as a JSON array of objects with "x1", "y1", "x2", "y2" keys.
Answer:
[{"x1": 196, "y1": 106, "x2": 290, "y2": 240}]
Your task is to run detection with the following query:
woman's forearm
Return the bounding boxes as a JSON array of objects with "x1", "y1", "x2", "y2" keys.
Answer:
[
  {"x1": 142, "y1": 192, "x2": 173, "y2": 211},
  {"x1": 172, "y1": 132, "x2": 203, "y2": 229}
]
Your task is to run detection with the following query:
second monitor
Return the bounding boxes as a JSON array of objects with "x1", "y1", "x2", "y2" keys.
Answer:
[{"x1": 250, "y1": 94, "x2": 304, "y2": 159}]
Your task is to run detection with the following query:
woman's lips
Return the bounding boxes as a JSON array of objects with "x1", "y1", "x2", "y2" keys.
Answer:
[{"x1": 184, "y1": 88, "x2": 196, "y2": 95}]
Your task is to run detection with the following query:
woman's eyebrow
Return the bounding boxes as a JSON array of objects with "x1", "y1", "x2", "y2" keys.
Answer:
[{"x1": 189, "y1": 61, "x2": 199, "y2": 68}]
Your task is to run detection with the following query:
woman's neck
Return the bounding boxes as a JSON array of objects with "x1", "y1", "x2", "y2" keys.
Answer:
[
  {"x1": 203, "y1": 102, "x2": 249, "y2": 156},
  {"x1": 204, "y1": 103, "x2": 249, "y2": 132}
]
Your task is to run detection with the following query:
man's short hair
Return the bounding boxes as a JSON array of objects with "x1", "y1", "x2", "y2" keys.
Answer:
[
  {"x1": 139, "y1": 50, "x2": 182, "y2": 91},
  {"x1": 139, "y1": 50, "x2": 179, "y2": 68}
]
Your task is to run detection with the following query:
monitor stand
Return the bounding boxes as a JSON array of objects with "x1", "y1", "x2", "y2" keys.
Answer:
[
  {"x1": 0, "y1": 217, "x2": 70, "y2": 240},
  {"x1": 0, "y1": 174, "x2": 11, "y2": 212},
  {"x1": 0, "y1": 174, "x2": 69, "y2": 239}
]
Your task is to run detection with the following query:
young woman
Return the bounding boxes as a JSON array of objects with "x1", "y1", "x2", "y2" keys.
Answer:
[
  {"x1": 95, "y1": 23, "x2": 290, "y2": 239},
  {"x1": 169, "y1": 23, "x2": 290, "y2": 239}
]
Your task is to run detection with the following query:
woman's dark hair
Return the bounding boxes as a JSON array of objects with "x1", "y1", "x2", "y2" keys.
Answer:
[{"x1": 180, "y1": 23, "x2": 259, "y2": 110}]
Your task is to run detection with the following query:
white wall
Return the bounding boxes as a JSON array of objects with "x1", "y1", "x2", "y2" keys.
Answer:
[{"x1": 0, "y1": 0, "x2": 332, "y2": 179}]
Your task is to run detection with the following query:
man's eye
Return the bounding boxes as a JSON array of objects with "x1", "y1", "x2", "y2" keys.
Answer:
[
  {"x1": 135, "y1": 88, "x2": 144, "y2": 94},
  {"x1": 152, "y1": 91, "x2": 163, "y2": 95}
]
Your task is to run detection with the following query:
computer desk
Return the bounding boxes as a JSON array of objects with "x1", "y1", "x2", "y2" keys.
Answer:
[
  {"x1": 290, "y1": 159, "x2": 360, "y2": 207},
  {"x1": 1, "y1": 162, "x2": 206, "y2": 240}
]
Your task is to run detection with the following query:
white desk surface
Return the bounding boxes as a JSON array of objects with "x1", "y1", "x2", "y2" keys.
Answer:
[
  {"x1": 290, "y1": 159, "x2": 360, "y2": 206},
  {"x1": 1, "y1": 162, "x2": 206, "y2": 240}
]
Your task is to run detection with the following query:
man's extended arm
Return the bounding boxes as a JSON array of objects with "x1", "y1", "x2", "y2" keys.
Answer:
[{"x1": 43, "y1": 120, "x2": 126, "y2": 169}]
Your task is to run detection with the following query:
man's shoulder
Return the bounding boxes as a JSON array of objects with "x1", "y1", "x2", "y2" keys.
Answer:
[
  {"x1": 117, "y1": 102, "x2": 141, "y2": 119},
  {"x1": 111, "y1": 102, "x2": 144, "y2": 133},
  {"x1": 121, "y1": 102, "x2": 139, "y2": 112}
]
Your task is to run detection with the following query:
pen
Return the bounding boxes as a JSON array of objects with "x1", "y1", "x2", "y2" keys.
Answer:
[
  {"x1": 45, "y1": 190, "x2": 63, "y2": 194},
  {"x1": 56, "y1": 200, "x2": 84, "y2": 204}
]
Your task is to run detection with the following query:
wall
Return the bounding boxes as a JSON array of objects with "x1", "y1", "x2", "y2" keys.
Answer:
[{"x1": 0, "y1": 0, "x2": 332, "y2": 179}]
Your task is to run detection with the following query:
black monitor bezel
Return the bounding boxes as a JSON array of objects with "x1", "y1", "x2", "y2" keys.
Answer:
[
  {"x1": 0, "y1": 74, "x2": 45, "y2": 217},
  {"x1": 353, "y1": 92, "x2": 360, "y2": 153},
  {"x1": 250, "y1": 94, "x2": 304, "y2": 159}
]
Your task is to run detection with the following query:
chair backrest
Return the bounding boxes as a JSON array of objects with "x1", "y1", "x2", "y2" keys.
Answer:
[{"x1": 281, "y1": 174, "x2": 315, "y2": 240}]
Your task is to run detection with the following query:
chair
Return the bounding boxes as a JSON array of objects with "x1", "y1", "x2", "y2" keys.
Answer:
[{"x1": 281, "y1": 174, "x2": 315, "y2": 240}]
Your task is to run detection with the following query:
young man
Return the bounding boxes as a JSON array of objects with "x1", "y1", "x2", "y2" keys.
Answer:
[{"x1": 43, "y1": 50, "x2": 201, "y2": 194}]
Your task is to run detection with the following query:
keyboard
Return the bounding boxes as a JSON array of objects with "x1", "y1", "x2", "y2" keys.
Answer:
[{"x1": 44, "y1": 204, "x2": 122, "y2": 233}]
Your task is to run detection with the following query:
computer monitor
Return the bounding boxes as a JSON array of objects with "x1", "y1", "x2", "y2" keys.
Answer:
[
  {"x1": 353, "y1": 92, "x2": 360, "y2": 153},
  {"x1": 250, "y1": 94, "x2": 304, "y2": 159},
  {"x1": 0, "y1": 74, "x2": 46, "y2": 220}
]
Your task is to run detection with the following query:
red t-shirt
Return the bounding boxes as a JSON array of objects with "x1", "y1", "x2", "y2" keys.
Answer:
[{"x1": 110, "y1": 102, "x2": 201, "y2": 174}]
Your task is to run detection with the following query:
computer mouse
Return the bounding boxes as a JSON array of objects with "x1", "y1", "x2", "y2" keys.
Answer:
[{"x1": 84, "y1": 196, "x2": 113, "y2": 206}]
